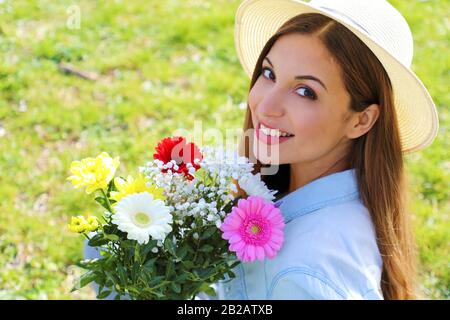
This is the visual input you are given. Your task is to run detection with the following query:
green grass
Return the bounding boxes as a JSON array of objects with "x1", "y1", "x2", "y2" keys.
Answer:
[{"x1": 0, "y1": 0, "x2": 448, "y2": 299}]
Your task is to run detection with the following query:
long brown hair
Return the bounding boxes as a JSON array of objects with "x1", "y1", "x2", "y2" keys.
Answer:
[{"x1": 238, "y1": 13, "x2": 418, "y2": 299}]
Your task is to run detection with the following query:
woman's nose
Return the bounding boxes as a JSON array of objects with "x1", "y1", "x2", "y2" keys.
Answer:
[{"x1": 257, "y1": 91, "x2": 285, "y2": 117}]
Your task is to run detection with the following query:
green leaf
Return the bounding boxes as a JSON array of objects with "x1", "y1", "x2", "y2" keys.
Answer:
[
  {"x1": 120, "y1": 240, "x2": 136, "y2": 249},
  {"x1": 176, "y1": 244, "x2": 189, "y2": 260},
  {"x1": 164, "y1": 237, "x2": 175, "y2": 255},
  {"x1": 127, "y1": 286, "x2": 140, "y2": 296},
  {"x1": 199, "y1": 244, "x2": 214, "y2": 252},
  {"x1": 171, "y1": 282, "x2": 181, "y2": 294},
  {"x1": 134, "y1": 242, "x2": 141, "y2": 263},
  {"x1": 143, "y1": 258, "x2": 157, "y2": 273},
  {"x1": 104, "y1": 233, "x2": 119, "y2": 241},
  {"x1": 154, "y1": 291, "x2": 166, "y2": 299},
  {"x1": 95, "y1": 196, "x2": 110, "y2": 210},
  {"x1": 175, "y1": 273, "x2": 189, "y2": 282},
  {"x1": 199, "y1": 283, "x2": 217, "y2": 297},
  {"x1": 200, "y1": 227, "x2": 217, "y2": 240},
  {"x1": 204, "y1": 286, "x2": 217, "y2": 297},
  {"x1": 116, "y1": 264, "x2": 127, "y2": 284},
  {"x1": 97, "y1": 290, "x2": 112, "y2": 299},
  {"x1": 88, "y1": 233, "x2": 109, "y2": 247},
  {"x1": 77, "y1": 258, "x2": 100, "y2": 269},
  {"x1": 148, "y1": 276, "x2": 165, "y2": 287},
  {"x1": 226, "y1": 270, "x2": 236, "y2": 279},
  {"x1": 165, "y1": 260, "x2": 175, "y2": 279},
  {"x1": 194, "y1": 168, "x2": 209, "y2": 183},
  {"x1": 182, "y1": 260, "x2": 194, "y2": 269},
  {"x1": 107, "y1": 179, "x2": 117, "y2": 193},
  {"x1": 202, "y1": 259, "x2": 210, "y2": 268},
  {"x1": 142, "y1": 240, "x2": 158, "y2": 259},
  {"x1": 131, "y1": 261, "x2": 140, "y2": 282},
  {"x1": 195, "y1": 267, "x2": 216, "y2": 280},
  {"x1": 101, "y1": 255, "x2": 115, "y2": 270},
  {"x1": 103, "y1": 224, "x2": 118, "y2": 235},
  {"x1": 72, "y1": 270, "x2": 97, "y2": 291},
  {"x1": 105, "y1": 271, "x2": 119, "y2": 284}
]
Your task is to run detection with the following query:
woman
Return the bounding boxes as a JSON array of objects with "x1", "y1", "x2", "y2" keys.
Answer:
[{"x1": 214, "y1": 0, "x2": 439, "y2": 300}]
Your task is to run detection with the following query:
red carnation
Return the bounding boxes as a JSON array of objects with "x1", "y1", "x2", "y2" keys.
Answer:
[{"x1": 153, "y1": 136, "x2": 202, "y2": 180}]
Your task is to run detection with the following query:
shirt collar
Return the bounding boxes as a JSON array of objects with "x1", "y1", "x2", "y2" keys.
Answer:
[{"x1": 274, "y1": 168, "x2": 360, "y2": 224}]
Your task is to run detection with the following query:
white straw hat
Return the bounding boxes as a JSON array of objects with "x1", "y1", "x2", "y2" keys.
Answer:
[{"x1": 234, "y1": 0, "x2": 439, "y2": 154}]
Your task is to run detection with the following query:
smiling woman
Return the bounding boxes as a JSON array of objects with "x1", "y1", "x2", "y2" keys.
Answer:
[
  {"x1": 232, "y1": 0, "x2": 440, "y2": 300},
  {"x1": 0, "y1": 0, "x2": 445, "y2": 301}
]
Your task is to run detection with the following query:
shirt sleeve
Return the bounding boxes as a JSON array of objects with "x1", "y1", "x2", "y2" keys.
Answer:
[{"x1": 268, "y1": 269, "x2": 347, "y2": 300}]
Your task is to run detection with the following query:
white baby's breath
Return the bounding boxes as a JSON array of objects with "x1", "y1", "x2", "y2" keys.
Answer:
[{"x1": 138, "y1": 146, "x2": 276, "y2": 238}]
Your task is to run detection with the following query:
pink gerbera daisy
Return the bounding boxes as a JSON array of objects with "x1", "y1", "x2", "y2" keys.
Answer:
[{"x1": 220, "y1": 196, "x2": 285, "y2": 262}]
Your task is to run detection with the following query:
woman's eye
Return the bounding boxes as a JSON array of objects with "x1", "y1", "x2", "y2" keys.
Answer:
[
  {"x1": 262, "y1": 66, "x2": 317, "y2": 100},
  {"x1": 261, "y1": 67, "x2": 275, "y2": 80},
  {"x1": 296, "y1": 87, "x2": 317, "y2": 100}
]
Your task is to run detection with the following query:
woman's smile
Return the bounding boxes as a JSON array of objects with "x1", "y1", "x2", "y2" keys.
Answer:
[{"x1": 255, "y1": 121, "x2": 295, "y2": 145}]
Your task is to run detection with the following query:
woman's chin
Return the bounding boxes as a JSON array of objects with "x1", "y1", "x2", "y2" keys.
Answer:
[
  {"x1": 254, "y1": 151, "x2": 282, "y2": 165},
  {"x1": 253, "y1": 143, "x2": 282, "y2": 165}
]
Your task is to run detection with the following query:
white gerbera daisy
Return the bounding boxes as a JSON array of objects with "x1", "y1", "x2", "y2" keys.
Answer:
[
  {"x1": 112, "y1": 192, "x2": 172, "y2": 244},
  {"x1": 238, "y1": 173, "x2": 278, "y2": 202}
]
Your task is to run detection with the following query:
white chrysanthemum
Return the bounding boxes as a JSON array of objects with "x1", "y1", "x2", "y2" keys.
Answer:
[
  {"x1": 112, "y1": 192, "x2": 172, "y2": 244},
  {"x1": 238, "y1": 173, "x2": 278, "y2": 201}
]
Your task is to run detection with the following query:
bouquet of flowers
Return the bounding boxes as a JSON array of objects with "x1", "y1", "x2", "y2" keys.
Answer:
[{"x1": 67, "y1": 136, "x2": 285, "y2": 300}]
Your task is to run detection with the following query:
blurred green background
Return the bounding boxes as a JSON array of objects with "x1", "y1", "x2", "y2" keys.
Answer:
[{"x1": 0, "y1": 0, "x2": 448, "y2": 299}]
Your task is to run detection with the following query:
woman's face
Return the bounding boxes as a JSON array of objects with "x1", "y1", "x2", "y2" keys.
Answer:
[{"x1": 248, "y1": 33, "x2": 354, "y2": 165}]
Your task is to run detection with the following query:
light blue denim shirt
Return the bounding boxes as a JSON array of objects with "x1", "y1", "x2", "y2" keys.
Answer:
[{"x1": 210, "y1": 168, "x2": 384, "y2": 300}]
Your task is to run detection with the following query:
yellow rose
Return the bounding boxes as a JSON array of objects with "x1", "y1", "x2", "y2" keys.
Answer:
[
  {"x1": 110, "y1": 175, "x2": 166, "y2": 202},
  {"x1": 67, "y1": 152, "x2": 120, "y2": 194}
]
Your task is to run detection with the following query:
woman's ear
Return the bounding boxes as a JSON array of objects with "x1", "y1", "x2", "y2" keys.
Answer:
[{"x1": 346, "y1": 103, "x2": 380, "y2": 139}]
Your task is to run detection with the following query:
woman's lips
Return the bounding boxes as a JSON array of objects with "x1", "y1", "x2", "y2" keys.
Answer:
[{"x1": 255, "y1": 124, "x2": 294, "y2": 145}]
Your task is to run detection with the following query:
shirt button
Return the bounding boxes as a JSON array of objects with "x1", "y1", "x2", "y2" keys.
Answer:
[{"x1": 225, "y1": 286, "x2": 230, "y2": 293}]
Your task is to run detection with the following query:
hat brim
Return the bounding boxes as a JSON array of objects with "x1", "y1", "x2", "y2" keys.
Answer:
[{"x1": 234, "y1": 0, "x2": 439, "y2": 153}]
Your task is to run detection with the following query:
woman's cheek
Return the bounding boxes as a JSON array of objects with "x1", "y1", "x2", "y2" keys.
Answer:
[
  {"x1": 248, "y1": 79, "x2": 265, "y2": 112},
  {"x1": 290, "y1": 109, "x2": 322, "y2": 141},
  {"x1": 248, "y1": 89, "x2": 256, "y2": 113}
]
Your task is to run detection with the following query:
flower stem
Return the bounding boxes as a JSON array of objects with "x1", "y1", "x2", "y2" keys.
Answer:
[
  {"x1": 101, "y1": 189, "x2": 113, "y2": 212},
  {"x1": 82, "y1": 233, "x2": 91, "y2": 241}
]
